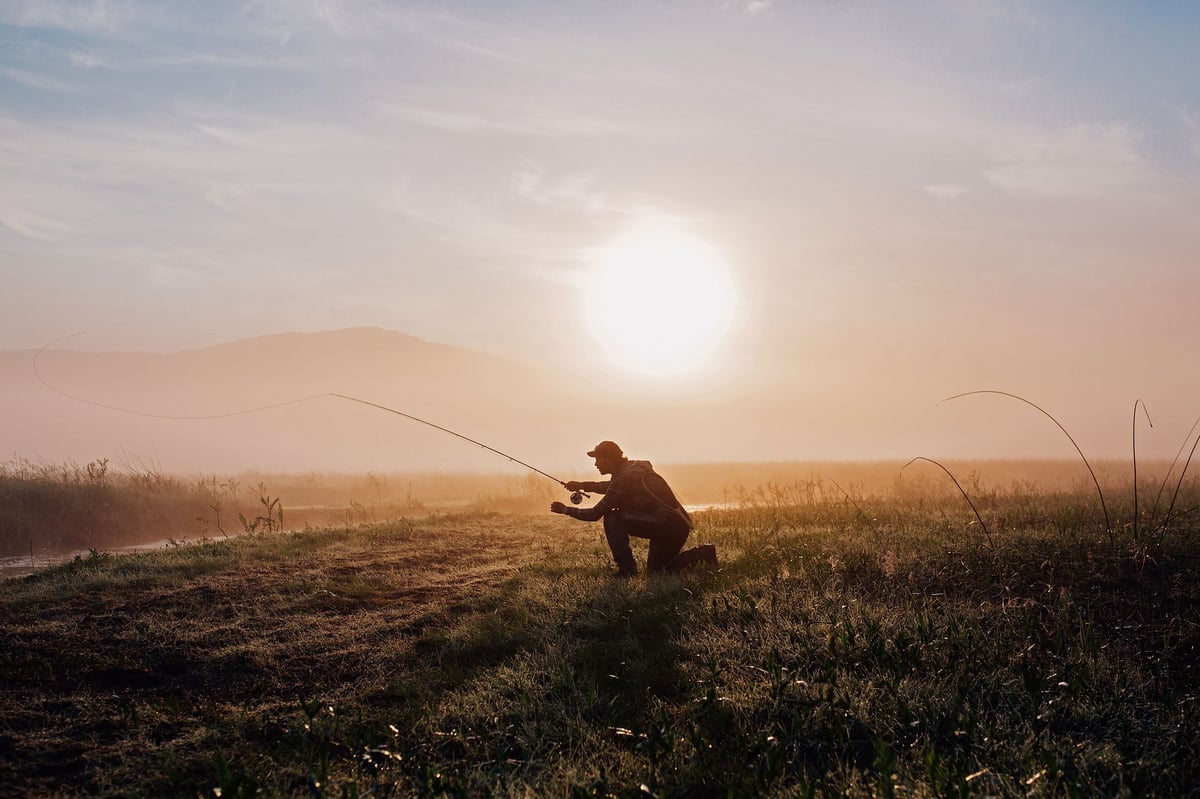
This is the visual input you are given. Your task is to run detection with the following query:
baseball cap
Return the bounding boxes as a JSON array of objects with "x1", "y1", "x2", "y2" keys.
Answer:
[{"x1": 587, "y1": 440, "x2": 623, "y2": 458}]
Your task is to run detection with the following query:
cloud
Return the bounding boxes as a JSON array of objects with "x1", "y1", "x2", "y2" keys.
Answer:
[
  {"x1": 923, "y1": 183, "x2": 970, "y2": 199},
  {"x1": 0, "y1": 0, "x2": 154, "y2": 36},
  {"x1": 1182, "y1": 108, "x2": 1200, "y2": 159},
  {"x1": 378, "y1": 99, "x2": 628, "y2": 139},
  {"x1": 936, "y1": 0, "x2": 1041, "y2": 27},
  {"x1": 0, "y1": 66, "x2": 78, "y2": 93},
  {"x1": 379, "y1": 105, "x2": 543, "y2": 137},
  {"x1": 982, "y1": 123, "x2": 1147, "y2": 197},
  {"x1": 202, "y1": 182, "x2": 252, "y2": 214},
  {"x1": 720, "y1": 0, "x2": 773, "y2": 14},
  {"x1": 0, "y1": 109, "x2": 376, "y2": 256},
  {"x1": 69, "y1": 51, "x2": 109, "y2": 68},
  {"x1": 510, "y1": 165, "x2": 608, "y2": 213},
  {"x1": 0, "y1": 205, "x2": 75, "y2": 242},
  {"x1": 387, "y1": 8, "x2": 546, "y2": 68}
]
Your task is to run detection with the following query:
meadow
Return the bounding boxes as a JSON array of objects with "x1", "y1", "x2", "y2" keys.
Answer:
[{"x1": 1, "y1": 462, "x2": 1197, "y2": 797}]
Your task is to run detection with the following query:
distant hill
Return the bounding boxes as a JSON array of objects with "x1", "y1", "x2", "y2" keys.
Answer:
[
  {"x1": 3, "y1": 326, "x2": 1176, "y2": 476},
  {"x1": 0, "y1": 328, "x2": 613, "y2": 473}
]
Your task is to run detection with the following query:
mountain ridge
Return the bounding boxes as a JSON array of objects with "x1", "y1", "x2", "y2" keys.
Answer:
[{"x1": 0, "y1": 327, "x2": 597, "y2": 472}]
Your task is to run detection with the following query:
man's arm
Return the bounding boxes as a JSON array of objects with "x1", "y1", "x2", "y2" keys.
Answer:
[
  {"x1": 553, "y1": 468, "x2": 636, "y2": 521},
  {"x1": 551, "y1": 478, "x2": 622, "y2": 520},
  {"x1": 564, "y1": 480, "x2": 611, "y2": 493},
  {"x1": 565, "y1": 493, "x2": 616, "y2": 522}
]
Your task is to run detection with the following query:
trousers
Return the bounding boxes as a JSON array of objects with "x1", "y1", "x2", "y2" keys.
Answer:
[{"x1": 603, "y1": 510, "x2": 693, "y2": 573}]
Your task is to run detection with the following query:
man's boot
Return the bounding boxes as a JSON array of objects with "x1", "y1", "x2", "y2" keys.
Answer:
[{"x1": 670, "y1": 544, "x2": 718, "y2": 570}]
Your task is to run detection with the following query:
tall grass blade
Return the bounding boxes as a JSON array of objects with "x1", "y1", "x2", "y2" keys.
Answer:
[
  {"x1": 1132, "y1": 399, "x2": 1152, "y2": 542},
  {"x1": 941, "y1": 390, "x2": 1110, "y2": 535},
  {"x1": 1150, "y1": 415, "x2": 1200, "y2": 530},
  {"x1": 1163, "y1": 428, "x2": 1200, "y2": 529},
  {"x1": 901, "y1": 457, "x2": 991, "y2": 546},
  {"x1": 827, "y1": 475, "x2": 881, "y2": 539}
]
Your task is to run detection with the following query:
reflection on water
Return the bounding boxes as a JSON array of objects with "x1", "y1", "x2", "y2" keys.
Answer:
[
  {"x1": 0, "y1": 537, "x2": 215, "y2": 581},
  {"x1": 684, "y1": 502, "x2": 735, "y2": 512}
]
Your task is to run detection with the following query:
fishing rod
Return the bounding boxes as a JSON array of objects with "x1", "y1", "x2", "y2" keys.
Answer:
[
  {"x1": 329, "y1": 393, "x2": 587, "y2": 503},
  {"x1": 33, "y1": 334, "x2": 589, "y2": 504}
]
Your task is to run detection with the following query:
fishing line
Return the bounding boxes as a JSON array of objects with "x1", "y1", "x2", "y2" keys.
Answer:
[
  {"x1": 328, "y1": 393, "x2": 578, "y2": 492},
  {"x1": 34, "y1": 333, "x2": 588, "y2": 501}
]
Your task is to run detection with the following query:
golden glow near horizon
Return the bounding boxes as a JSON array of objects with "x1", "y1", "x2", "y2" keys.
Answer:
[{"x1": 584, "y1": 227, "x2": 736, "y2": 376}]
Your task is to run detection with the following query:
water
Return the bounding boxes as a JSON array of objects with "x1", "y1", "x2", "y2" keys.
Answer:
[
  {"x1": 685, "y1": 502, "x2": 736, "y2": 512},
  {"x1": 0, "y1": 537, "x2": 206, "y2": 581}
]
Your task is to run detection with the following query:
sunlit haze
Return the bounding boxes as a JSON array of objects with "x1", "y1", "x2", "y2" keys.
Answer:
[
  {"x1": 585, "y1": 225, "x2": 735, "y2": 375},
  {"x1": 3, "y1": 2, "x2": 1200, "y2": 470}
]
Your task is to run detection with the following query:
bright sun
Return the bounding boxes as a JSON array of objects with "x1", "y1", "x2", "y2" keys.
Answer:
[{"x1": 584, "y1": 227, "x2": 736, "y2": 375}]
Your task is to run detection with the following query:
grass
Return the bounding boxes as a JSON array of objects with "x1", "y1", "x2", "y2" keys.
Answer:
[
  {"x1": 0, "y1": 460, "x2": 564, "y2": 558},
  {"x1": 4, "y1": 457, "x2": 1187, "y2": 559},
  {"x1": 0, "y1": 458, "x2": 218, "y2": 556},
  {"x1": 1, "y1": 478, "x2": 1198, "y2": 798}
]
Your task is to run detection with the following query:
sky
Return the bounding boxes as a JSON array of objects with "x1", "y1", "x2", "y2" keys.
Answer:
[{"x1": 3, "y1": 0, "x2": 1200, "y2": 465}]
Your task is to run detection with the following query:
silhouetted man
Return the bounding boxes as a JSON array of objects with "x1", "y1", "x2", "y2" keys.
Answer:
[{"x1": 551, "y1": 440, "x2": 717, "y2": 577}]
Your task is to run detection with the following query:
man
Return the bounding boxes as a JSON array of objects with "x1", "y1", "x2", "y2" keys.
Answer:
[{"x1": 550, "y1": 440, "x2": 717, "y2": 577}]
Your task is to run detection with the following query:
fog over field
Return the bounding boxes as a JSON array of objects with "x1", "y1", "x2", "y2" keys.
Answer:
[{"x1": 3, "y1": 327, "x2": 1196, "y2": 474}]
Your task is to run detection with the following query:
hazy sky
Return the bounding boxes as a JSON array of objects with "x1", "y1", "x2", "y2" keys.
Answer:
[{"x1": 3, "y1": 1, "x2": 1199, "y2": 462}]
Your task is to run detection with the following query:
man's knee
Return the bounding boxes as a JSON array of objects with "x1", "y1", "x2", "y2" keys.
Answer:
[{"x1": 645, "y1": 524, "x2": 690, "y2": 572}]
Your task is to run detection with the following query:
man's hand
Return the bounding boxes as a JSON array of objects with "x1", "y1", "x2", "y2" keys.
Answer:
[
  {"x1": 563, "y1": 481, "x2": 584, "y2": 491},
  {"x1": 550, "y1": 501, "x2": 569, "y2": 514}
]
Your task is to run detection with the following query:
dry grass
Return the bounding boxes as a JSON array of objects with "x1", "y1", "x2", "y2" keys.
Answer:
[{"x1": 1, "y1": 479, "x2": 1198, "y2": 797}]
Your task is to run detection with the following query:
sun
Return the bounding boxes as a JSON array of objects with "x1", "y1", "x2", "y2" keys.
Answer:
[{"x1": 584, "y1": 226, "x2": 736, "y2": 375}]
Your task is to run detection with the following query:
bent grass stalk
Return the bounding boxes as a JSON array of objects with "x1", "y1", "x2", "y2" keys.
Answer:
[
  {"x1": 1132, "y1": 399, "x2": 1152, "y2": 543},
  {"x1": 1150, "y1": 414, "x2": 1200, "y2": 530},
  {"x1": 900, "y1": 456, "x2": 991, "y2": 547},
  {"x1": 826, "y1": 475, "x2": 873, "y2": 528},
  {"x1": 1163, "y1": 426, "x2": 1200, "y2": 529},
  {"x1": 942, "y1": 390, "x2": 1110, "y2": 537}
]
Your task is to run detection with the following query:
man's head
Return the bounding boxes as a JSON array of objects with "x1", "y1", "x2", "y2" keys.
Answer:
[{"x1": 587, "y1": 440, "x2": 626, "y2": 475}]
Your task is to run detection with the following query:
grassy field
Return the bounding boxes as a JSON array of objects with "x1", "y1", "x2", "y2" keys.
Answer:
[{"x1": 1, "y1": 483, "x2": 1198, "y2": 797}]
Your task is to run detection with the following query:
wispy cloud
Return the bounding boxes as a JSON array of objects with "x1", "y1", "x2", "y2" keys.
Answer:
[
  {"x1": 983, "y1": 123, "x2": 1147, "y2": 197},
  {"x1": 923, "y1": 183, "x2": 970, "y2": 199},
  {"x1": 380, "y1": 105, "x2": 548, "y2": 137},
  {"x1": 738, "y1": 0, "x2": 774, "y2": 16},
  {"x1": 379, "y1": 102, "x2": 626, "y2": 139},
  {"x1": 69, "y1": 51, "x2": 109, "y2": 68},
  {"x1": 0, "y1": 205, "x2": 75, "y2": 242},
  {"x1": 1181, "y1": 107, "x2": 1200, "y2": 159},
  {"x1": 510, "y1": 165, "x2": 609, "y2": 213},
  {"x1": 0, "y1": 0, "x2": 157, "y2": 36},
  {"x1": 0, "y1": 66, "x2": 78, "y2": 93},
  {"x1": 387, "y1": 8, "x2": 548, "y2": 68},
  {"x1": 936, "y1": 0, "x2": 1042, "y2": 27}
]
